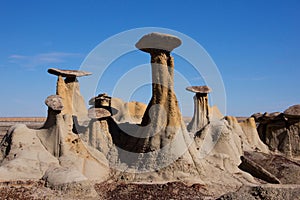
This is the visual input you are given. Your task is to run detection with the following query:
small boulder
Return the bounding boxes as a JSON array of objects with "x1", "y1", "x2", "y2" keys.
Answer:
[
  {"x1": 45, "y1": 95, "x2": 64, "y2": 111},
  {"x1": 284, "y1": 104, "x2": 300, "y2": 118}
]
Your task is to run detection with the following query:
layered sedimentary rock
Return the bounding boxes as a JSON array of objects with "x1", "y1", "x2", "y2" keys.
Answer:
[
  {"x1": 129, "y1": 33, "x2": 202, "y2": 176},
  {"x1": 239, "y1": 117, "x2": 269, "y2": 153},
  {"x1": 0, "y1": 32, "x2": 285, "y2": 198},
  {"x1": 210, "y1": 105, "x2": 224, "y2": 120},
  {"x1": 43, "y1": 95, "x2": 64, "y2": 129},
  {"x1": 85, "y1": 107, "x2": 115, "y2": 157},
  {"x1": 48, "y1": 68, "x2": 91, "y2": 121},
  {"x1": 242, "y1": 151, "x2": 300, "y2": 184},
  {"x1": 195, "y1": 117, "x2": 243, "y2": 171},
  {"x1": 134, "y1": 33, "x2": 186, "y2": 151},
  {"x1": 89, "y1": 93, "x2": 147, "y2": 123},
  {"x1": 111, "y1": 98, "x2": 147, "y2": 123},
  {"x1": 186, "y1": 86, "x2": 211, "y2": 133},
  {"x1": 0, "y1": 71, "x2": 110, "y2": 194},
  {"x1": 254, "y1": 105, "x2": 300, "y2": 158},
  {"x1": 111, "y1": 34, "x2": 257, "y2": 191},
  {"x1": 89, "y1": 93, "x2": 111, "y2": 109},
  {"x1": 40, "y1": 99, "x2": 111, "y2": 180}
]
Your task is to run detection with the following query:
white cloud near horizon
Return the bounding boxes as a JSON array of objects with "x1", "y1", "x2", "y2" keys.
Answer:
[{"x1": 8, "y1": 52, "x2": 83, "y2": 69}]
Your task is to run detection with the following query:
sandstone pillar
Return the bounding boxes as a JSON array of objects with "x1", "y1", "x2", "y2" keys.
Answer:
[
  {"x1": 41, "y1": 95, "x2": 64, "y2": 157},
  {"x1": 134, "y1": 33, "x2": 188, "y2": 154},
  {"x1": 186, "y1": 86, "x2": 211, "y2": 133},
  {"x1": 87, "y1": 107, "x2": 112, "y2": 148},
  {"x1": 48, "y1": 68, "x2": 91, "y2": 121},
  {"x1": 43, "y1": 95, "x2": 64, "y2": 129}
]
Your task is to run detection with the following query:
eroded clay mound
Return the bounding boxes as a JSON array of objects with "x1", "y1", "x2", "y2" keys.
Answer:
[{"x1": 111, "y1": 97, "x2": 147, "y2": 123}]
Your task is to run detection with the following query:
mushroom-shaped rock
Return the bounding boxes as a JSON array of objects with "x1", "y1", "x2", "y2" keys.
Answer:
[
  {"x1": 45, "y1": 95, "x2": 64, "y2": 111},
  {"x1": 48, "y1": 68, "x2": 92, "y2": 77},
  {"x1": 134, "y1": 32, "x2": 183, "y2": 142},
  {"x1": 89, "y1": 93, "x2": 111, "y2": 108},
  {"x1": 86, "y1": 107, "x2": 115, "y2": 155},
  {"x1": 128, "y1": 32, "x2": 202, "y2": 176},
  {"x1": 88, "y1": 108, "x2": 111, "y2": 119},
  {"x1": 47, "y1": 68, "x2": 90, "y2": 121},
  {"x1": 284, "y1": 104, "x2": 300, "y2": 118},
  {"x1": 186, "y1": 86, "x2": 211, "y2": 94},
  {"x1": 43, "y1": 95, "x2": 64, "y2": 129},
  {"x1": 135, "y1": 32, "x2": 182, "y2": 52},
  {"x1": 186, "y1": 86, "x2": 211, "y2": 132}
]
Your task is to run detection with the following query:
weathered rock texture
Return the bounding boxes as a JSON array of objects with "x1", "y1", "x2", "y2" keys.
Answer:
[
  {"x1": 45, "y1": 95, "x2": 64, "y2": 111},
  {"x1": 89, "y1": 93, "x2": 111, "y2": 108},
  {"x1": 107, "y1": 33, "x2": 259, "y2": 193},
  {"x1": 48, "y1": 68, "x2": 92, "y2": 77},
  {"x1": 83, "y1": 105, "x2": 118, "y2": 162},
  {"x1": 186, "y1": 86, "x2": 211, "y2": 133},
  {"x1": 111, "y1": 98, "x2": 147, "y2": 123},
  {"x1": 134, "y1": 33, "x2": 186, "y2": 151},
  {"x1": 48, "y1": 68, "x2": 91, "y2": 121},
  {"x1": 88, "y1": 107, "x2": 111, "y2": 119},
  {"x1": 195, "y1": 117, "x2": 243, "y2": 171},
  {"x1": 243, "y1": 151, "x2": 300, "y2": 184},
  {"x1": 0, "y1": 32, "x2": 291, "y2": 199},
  {"x1": 218, "y1": 184, "x2": 300, "y2": 200},
  {"x1": 210, "y1": 105, "x2": 224, "y2": 120},
  {"x1": 0, "y1": 124, "x2": 59, "y2": 180},
  {"x1": 43, "y1": 95, "x2": 64, "y2": 129},
  {"x1": 89, "y1": 93, "x2": 147, "y2": 124},
  {"x1": 0, "y1": 115, "x2": 111, "y2": 195},
  {"x1": 0, "y1": 92, "x2": 111, "y2": 194},
  {"x1": 239, "y1": 117, "x2": 269, "y2": 153},
  {"x1": 239, "y1": 155, "x2": 281, "y2": 184},
  {"x1": 130, "y1": 33, "x2": 202, "y2": 176},
  {"x1": 284, "y1": 104, "x2": 300, "y2": 117},
  {"x1": 254, "y1": 105, "x2": 300, "y2": 158}
]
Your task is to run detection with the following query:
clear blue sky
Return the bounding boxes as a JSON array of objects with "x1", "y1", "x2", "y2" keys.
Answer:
[{"x1": 0, "y1": 0, "x2": 299, "y2": 117}]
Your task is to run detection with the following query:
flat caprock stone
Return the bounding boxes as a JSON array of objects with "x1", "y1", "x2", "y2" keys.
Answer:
[
  {"x1": 135, "y1": 32, "x2": 182, "y2": 52},
  {"x1": 88, "y1": 108, "x2": 111, "y2": 119},
  {"x1": 48, "y1": 68, "x2": 92, "y2": 77},
  {"x1": 186, "y1": 86, "x2": 211, "y2": 94}
]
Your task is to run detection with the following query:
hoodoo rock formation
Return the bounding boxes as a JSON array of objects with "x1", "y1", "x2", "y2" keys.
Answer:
[
  {"x1": 43, "y1": 95, "x2": 64, "y2": 129},
  {"x1": 89, "y1": 93, "x2": 111, "y2": 109},
  {"x1": 186, "y1": 86, "x2": 211, "y2": 132},
  {"x1": 48, "y1": 68, "x2": 91, "y2": 121},
  {"x1": 0, "y1": 69, "x2": 110, "y2": 198},
  {"x1": 89, "y1": 93, "x2": 147, "y2": 123},
  {"x1": 131, "y1": 33, "x2": 203, "y2": 176},
  {"x1": 0, "y1": 32, "x2": 300, "y2": 199}
]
